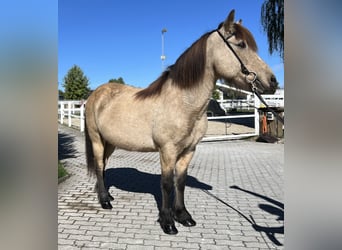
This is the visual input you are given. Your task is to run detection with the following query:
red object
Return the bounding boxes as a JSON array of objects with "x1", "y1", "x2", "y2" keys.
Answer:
[{"x1": 262, "y1": 114, "x2": 267, "y2": 134}]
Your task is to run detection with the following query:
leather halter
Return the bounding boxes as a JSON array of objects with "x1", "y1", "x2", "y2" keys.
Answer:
[
  {"x1": 216, "y1": 30, "x2": 260, "y2": 92},
  {"x1": 216, "y1": 30, "x2": 284, "y2": 124}
]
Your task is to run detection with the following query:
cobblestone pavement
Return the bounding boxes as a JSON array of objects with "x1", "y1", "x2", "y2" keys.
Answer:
[{"x1": 58, "y1": 124, "x2": 284, "y2": 249}]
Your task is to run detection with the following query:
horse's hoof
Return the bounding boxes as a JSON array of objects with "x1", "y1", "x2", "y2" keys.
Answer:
[
  {"x1": 161, "y1": 224, "x2": 178, "y2": 235},
  {"x1": 177, "y1": 217, "x2": 196, "y2": 227},
  {"x1": 101, "y1": 201, "x2": 113, "y2": 209},
  {"x1": 108, "y1": 193, "x2": 114, "y2": 201}
]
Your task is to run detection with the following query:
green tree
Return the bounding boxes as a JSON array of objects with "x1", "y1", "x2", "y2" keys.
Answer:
[
  {"x1": 63, "y1": 65, "x2": 91, "y2": 100},
  {"x1": 212, "y1": 86, "x2": 220, "y2": 100},
  {"x1": 261, "y1": 0, "x2": 284, "y2": 60},
  {"x1": 58, "y1": 89, "x2": 64, "y2": 100},
  {"x1": 109, "y1": 77, "x2": 125, "y2": 84}
]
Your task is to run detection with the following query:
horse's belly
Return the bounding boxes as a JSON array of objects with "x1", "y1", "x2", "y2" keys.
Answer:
[{"x1": 99, "y1": 121, "x2": 157, "y2": 152}]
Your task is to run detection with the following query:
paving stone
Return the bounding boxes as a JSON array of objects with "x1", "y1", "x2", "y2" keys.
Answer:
[{"x1": 58, "y1": 124, "x2": 284, "y2": 249}]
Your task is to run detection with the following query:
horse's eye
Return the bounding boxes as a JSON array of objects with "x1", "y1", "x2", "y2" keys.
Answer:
[{"x1": 238, "y1": 41, "x2": 246, "y2": 48}]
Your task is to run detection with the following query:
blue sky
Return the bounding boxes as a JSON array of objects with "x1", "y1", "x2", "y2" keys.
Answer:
[{"x1": 58, "y1": 0, "x2": 284, "y2": 90}]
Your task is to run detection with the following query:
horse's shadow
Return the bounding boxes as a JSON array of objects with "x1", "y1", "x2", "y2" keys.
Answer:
[
  {"x1": 231, "y1": 185, "x2": 284, "y2": 245},
  {"x1": 104, "y1": 167, "x2": 212, "y2": 211}
]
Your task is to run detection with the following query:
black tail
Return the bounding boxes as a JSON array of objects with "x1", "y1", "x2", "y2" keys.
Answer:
[{"x1": 84, "y1": 118, "x2": 96, "y2": 177}]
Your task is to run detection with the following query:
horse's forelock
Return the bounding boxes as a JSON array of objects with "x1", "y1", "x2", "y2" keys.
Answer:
[
  {"x1": 234, "y1": 23, "x2": 258, "y2": 52},
  {"x1": 217, "y1": 22, "x2": 258, "y2": 52}
]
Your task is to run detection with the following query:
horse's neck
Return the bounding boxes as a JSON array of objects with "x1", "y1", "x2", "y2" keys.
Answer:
[{"x1": 180, "y1": 75, "x2": 216, "y2": 116}]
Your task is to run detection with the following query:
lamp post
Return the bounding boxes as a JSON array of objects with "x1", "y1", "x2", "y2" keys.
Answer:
[{"x1": 161, "y1": 28, "x2": 167, "y2": 70}]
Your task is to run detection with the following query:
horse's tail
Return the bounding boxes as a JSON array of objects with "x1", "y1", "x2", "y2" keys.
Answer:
[{"x1": 84, "y1": 117, "x2": 96, "y2": 177}]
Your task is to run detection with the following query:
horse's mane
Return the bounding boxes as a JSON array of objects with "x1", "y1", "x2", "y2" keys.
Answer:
[
  {"x1": 135, "y1": 22, "x2": 257, "y2": 100},
  {"x1": 135, "y1": 31, "x2": 212, "y2": 100}
]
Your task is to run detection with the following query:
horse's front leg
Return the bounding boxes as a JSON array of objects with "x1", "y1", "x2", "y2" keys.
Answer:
[
  {"x1": 158, "y1": 147, "x2": 178, "y2": 235},
  {"x1": 173, "y1": 150, "x2": 196, "y2": 227}
]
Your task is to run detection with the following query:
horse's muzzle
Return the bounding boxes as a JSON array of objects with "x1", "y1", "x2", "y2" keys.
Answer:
[{"x1": 259, "y1": 74, "x2": 278, "y2": 94}]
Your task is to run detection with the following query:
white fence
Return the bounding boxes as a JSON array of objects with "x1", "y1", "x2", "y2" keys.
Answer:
[
  {"x1": 217, "y1": 94, "x2": 284, "y2": 111},
  {"x1": 58, "y1": 92, "x2": 284, "y2": 141},
  {"x1": 218, "y1": 99, "x2": 254, "y2": 111},
  {"x1": 58, "y1": 100, "x2": 86, "y2": 132}
]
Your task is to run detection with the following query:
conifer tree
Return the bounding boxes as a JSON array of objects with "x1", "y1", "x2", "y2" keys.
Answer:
[{"x1": 63, "y1": 65, "x2": 91, "y2": 100}]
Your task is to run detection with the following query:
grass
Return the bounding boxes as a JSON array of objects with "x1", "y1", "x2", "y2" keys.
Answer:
[{"x1": 58, "y1": 161, "x2": 68, "y2": 179}]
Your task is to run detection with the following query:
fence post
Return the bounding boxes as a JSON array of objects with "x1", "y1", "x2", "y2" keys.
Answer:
[
  {"x1": 68, "y1": 101, "x2": 72, "y2": 127},
  {"x1": 60, "y1": 101, "x2": 64, "y2": 124},
  {"x1": 80, "y1": 103, "x2": 85, "y2": 132},
  {"x1": 72, "y1": 102, "x2": 75, "y2": 115},
  {"x1": 254, "y1": 93, "x2": 260, "y2": 136}
]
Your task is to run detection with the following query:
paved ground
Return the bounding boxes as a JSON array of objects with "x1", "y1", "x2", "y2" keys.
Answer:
[{"x1": 58, "y1": 124, "x2": 284, "y2": 249}]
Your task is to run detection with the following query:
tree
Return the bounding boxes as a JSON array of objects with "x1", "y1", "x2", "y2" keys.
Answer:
[
  {"x1": 58, "y1": 89, "x2": 64, "y2": 100},
  {"x1": 261, "y1": 0, "x2": 284, "y2": 60},
  {"x1": 109, "y1": 77, "x2": 125, "y2": 84},
  {"x1": 212, "y1": 86, "x2": 220, "y2": 100},
  {"x1": 63, "y1": 65, "x2": 91, "y2": 100}
]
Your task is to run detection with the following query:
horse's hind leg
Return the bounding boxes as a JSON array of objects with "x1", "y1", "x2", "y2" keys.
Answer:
[
  {"x1": 173, "y1": 150, "x2": 196, "y2": 227},
  {"x1": 103, "y1": 143, "x2": 115, "y2": 201},
  {"x1": 92, "y1": 139, "x2": 113, "y2": 209}
]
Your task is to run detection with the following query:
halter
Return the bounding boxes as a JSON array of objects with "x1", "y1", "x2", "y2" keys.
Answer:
[
  {"x1": 216, "y1": 29, "x2": 284, "y2": 124},
  {"x1": 216, "y1": 30, "x2": 260, "y2": 92}
]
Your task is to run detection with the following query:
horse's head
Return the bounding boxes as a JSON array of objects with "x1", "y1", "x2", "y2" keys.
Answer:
[{"x1": 210, "y1": 10, "x2": 278, "y2": 94}]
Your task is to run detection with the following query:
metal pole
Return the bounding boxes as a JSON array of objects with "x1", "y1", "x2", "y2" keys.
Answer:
[{"x1": 161, "y1": 28, "x2": 167, "y2": 70}]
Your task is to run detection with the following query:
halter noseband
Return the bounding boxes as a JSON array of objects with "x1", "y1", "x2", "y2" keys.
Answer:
[{"x1": 216, "y1": 29, "x2": 260, "y2": 92}]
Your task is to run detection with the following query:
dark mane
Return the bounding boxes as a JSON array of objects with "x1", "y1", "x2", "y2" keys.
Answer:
[
  {"x1": 135, "y1": 31, "x2": 213, "y2": 100},
  {"x1": 135, "y1": 70, "x2": 170, "y2": 99}
]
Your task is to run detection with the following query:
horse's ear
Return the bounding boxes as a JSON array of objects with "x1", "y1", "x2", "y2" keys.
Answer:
[
  {"x1": 237, "y1": 19, "x2": 243, "y2": 25},
  {"x1": 223, "y1": 9, "x2": 235, "y2": 33}
]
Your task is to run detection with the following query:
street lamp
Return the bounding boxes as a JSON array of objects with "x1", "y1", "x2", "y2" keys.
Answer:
[{"x1": 161, "y1": 28, "x2": 167, "y2": 70}]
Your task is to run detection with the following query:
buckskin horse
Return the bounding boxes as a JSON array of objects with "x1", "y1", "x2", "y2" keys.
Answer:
[{"x1": 85, "y1": 10, "x2": 277, "y2": 234}]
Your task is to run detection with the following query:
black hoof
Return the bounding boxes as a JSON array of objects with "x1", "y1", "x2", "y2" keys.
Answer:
[
  {"x1": 173, "y1": 208, "x2": 196, "y2": 227},
  {"x1": 108, "y1": 193, "x2": 114, "y2": 201},
  {"x1": 100, "y1": 201, "x2": 113, "y2": 209},
  {"x1": 161, "y1": 224, "x2": 178, "y2": 235},
  {"x1": 158, "y1": 209, "x2": 178, "y2": 234},
  {"x1": 177, "y1": 217, "x2": 196, "y2": 227}
]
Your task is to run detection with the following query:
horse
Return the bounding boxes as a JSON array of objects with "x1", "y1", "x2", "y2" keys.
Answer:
[{"x1": 85, "y1": 9, "x2": 277, "y2": 235}]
